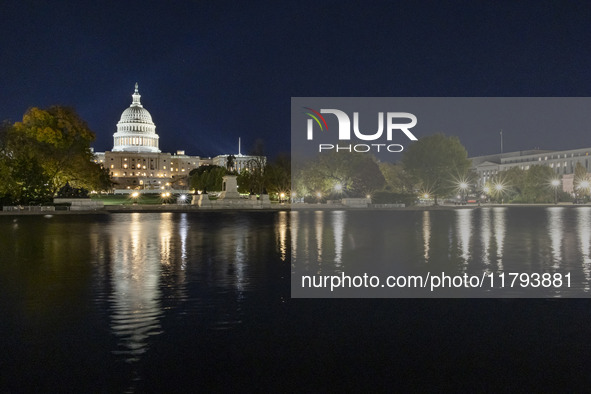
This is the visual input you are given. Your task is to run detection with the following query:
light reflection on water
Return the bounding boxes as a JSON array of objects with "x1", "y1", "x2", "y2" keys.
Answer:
[
  {"x1": 7, "y1": 208, "x2": 591, "y2": 364},
  {"x1": 91, "y1": 212, "x2": 274, "y2": 363},
  {"x1": 547, "y1": 207, "x2": 564, "y2": 269},
  {"x1": 332, "y1": 211, "x2": 345, "y2": 269},
  {"x1": 493, "y1": 207, "x2": 506, "y2": 272},
  {"x1": 456, "y1": 209, "x2": 472, "y2": 270},
  {"x1": 0, "y1": 211, "x2": 290, "y2": 391},
  {"x1": 291, "y1": 207, "x2": 591, "y2": 296},
  {"x1": 480, "y1": 207, "x2": 491, "y2": 270},
  {"x1": 315, "y1": 211, "x2": 324, "y2": 267},
  {"x1": 108, "y1": 213, "x2": 166, "y2": 362},
  {"x1": 4, "y1": 209, "x2": 591, "y2": 390},
  {"x1": 423, "y1": 211, "x2": 430, "y2": 263},
  {"x1": 290, "y1": 210, "x2": 299, "y2": 264},
  {"x1": 277, "y1": 211, "x2": 288, "y2": 262},
  {"x1": 577, "y1": 207, "x2": 591, "y2": 291}
]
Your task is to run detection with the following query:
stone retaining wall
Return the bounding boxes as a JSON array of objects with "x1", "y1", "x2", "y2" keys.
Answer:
[{"x1": 53, "y1": 198, "x2": 105, "y2": 211}]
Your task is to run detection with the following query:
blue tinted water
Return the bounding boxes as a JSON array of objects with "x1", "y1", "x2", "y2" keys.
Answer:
[{"x1": 1, "y1": 209, "x2": 591, "y2": 392}]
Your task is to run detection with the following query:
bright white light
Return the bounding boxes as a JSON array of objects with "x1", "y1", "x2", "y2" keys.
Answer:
[
  {"x1": 316, "y1": 192, "x2": 322, "y2": 198},
  {"x1": 551, "y1": 179, "x2": 560, "y2": 187},
  {"x1": 459, "y1": 182, "x2": 468, "y2": 190},
  {"x1": 131, "y1": 192, "x2": 139, "y2": 198},
  {"x1": 280, "y1": 193, "x2": 285, "y2": 198},
  {"x1": 483, "y1": 186, "x2": 490, "y2": 193},
  {"x1": 495, "y1": 184, "x2": 503, "y2": 191},
  {"x1": 580, "y1": 180, "x2": 590, "y2": 190},
  {"x1": 334, "y1": 183, "x2": 343, "y2": 192},
  {"x1": 179, "y1": 194, "x2": 187, "y2": 201},
  {"x1": 423, "y1": 193, "x2": 430, "y2": 199}
]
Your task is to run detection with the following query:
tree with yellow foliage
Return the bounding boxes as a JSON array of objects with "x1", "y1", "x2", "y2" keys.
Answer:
[{"x1": 0, "y1": 106, "x2": 111, "y2": 204}]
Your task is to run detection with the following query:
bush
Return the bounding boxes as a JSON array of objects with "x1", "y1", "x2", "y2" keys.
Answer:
[
  {"x1": 304, "y1": 195, "x2": 325, "y2": 204},
  {"x1": 371, "y1": 191, "x2": 416, "y2": 206},
  {"x1": 57, "y1": 183, "x2": 89, "y2": 198}
]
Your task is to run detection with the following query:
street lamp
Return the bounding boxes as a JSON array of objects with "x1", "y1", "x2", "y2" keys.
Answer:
[
  {"x1": 334, "y1": 183, "x2": 343, "y2": 192},
  {"x1": 494, "y1": 183, "x2": 504, "y2": 204},
  {"x1": 161, "y1": 192, "x2": 171, "y2": 203},
  {"x1": 578, "y1": 180, "x2": 590, "y2": 203},
  {"x1": 130, "y1": 191, "x2": 140, "y2": 205},
  {"x1": 280, "y1": 192, "x2": 285, "y2": 203},
  {"x1": 459, "y1": 182, "x2": 468, "y2": 205},
  {"x1": 482, "y1": 186, "x2": 490, "y2": 204},
  {"x1": 551, "y1": 179, "x2": 560, "y2": 204}
]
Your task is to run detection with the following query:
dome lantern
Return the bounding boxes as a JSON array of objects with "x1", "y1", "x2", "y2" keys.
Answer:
[{"x1": 131, "y1": 82, "x2": 142, "y2": 107}]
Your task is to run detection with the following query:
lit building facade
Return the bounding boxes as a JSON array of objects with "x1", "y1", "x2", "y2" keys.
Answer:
[
  {"x1": 471, "y1": 147, "x2": 591, "y2": 193},
  {"x1": 94, "y1": 84, "x2": 264, "y2": 190},
  {"x1": 112, "y1": 83, "x2": 160, "y2": 153}
]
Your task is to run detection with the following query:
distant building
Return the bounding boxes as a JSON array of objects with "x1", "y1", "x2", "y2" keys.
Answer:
[
  {"x1": 470, "y1": 147, "x2": 591, "y2": 193},
  {"x1": 93, "y1": 84, "x2": 263, "y2": 191}
]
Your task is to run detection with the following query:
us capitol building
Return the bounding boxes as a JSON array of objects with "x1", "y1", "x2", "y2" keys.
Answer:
[{"x1": 93, "y1": 84, "x2": 259, "y2": 191}]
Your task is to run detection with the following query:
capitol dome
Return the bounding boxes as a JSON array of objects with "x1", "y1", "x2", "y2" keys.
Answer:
[
  {"x1": 119, "y1": 105, "x2": 154, "y2": 124},
  {"x1": 112, "y1": 83, "x2": 160, "y2": 153}
]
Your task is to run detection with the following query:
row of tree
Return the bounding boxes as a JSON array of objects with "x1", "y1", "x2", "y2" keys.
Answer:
[
  {"x1": 293, "y1": 133, "x2": 472, "y2": 203},
  {"x1": 294, "y1": 133, "x2": 583, "y2": 205},
  {"x1": 189, "y1": 153, "x2": 290, "y2": 198},
  {"x1": 0, "y1": 107, "x2": 111, "y2": 205},
  {"x1": 2, "y1": 106, "x2": 576, "y2": 206},
  {"x1": 485, "y1": 162, "x2": 588, "y2": 204}
]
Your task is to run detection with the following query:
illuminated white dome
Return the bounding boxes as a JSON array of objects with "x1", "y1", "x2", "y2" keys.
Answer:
[
  {"x1": 112, "y1": 83, "x2": 160, "y2": 153},
  {"x1": 119, "y1": 106, "x2": 154, "y2": 124}
]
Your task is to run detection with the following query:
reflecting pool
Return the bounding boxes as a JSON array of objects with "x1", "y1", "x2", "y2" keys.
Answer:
[{"x1": 2, "y1": 209, "x2": 591, "y2": 391}]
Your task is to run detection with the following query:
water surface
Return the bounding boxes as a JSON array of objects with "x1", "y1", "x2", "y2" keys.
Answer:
[{"x1": 2, "y1": 209, "x2": 591, "y2": 391}]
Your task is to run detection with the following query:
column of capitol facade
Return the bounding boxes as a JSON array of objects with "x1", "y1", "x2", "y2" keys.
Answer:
[{"x1": 92, "y1": 83, "x2": 265, "y2": 191}]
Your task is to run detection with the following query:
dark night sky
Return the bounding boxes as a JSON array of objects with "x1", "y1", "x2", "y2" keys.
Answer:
[{"x1": 1, "y1": 1, "x2": 590, "y2": 159}]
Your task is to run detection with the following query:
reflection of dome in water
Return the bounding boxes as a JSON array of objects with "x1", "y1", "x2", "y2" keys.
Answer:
[{"x1": 112, "y1": 83, "x2": 160, "y2": 153}]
